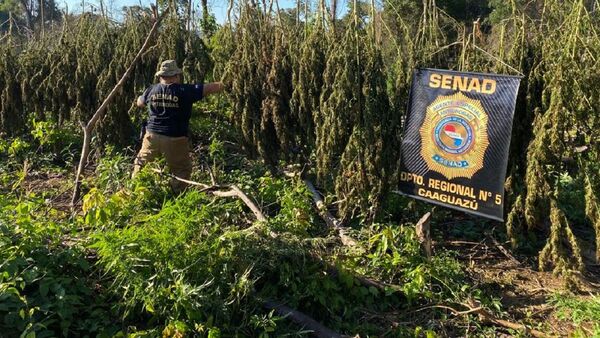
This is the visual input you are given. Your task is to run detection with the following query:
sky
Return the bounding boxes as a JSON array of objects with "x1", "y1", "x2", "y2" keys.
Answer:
[{"x1": 57, "y1": 0, "x2": 343, "y2": 23}]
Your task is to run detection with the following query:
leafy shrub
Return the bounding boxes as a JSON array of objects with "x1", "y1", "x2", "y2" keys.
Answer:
[
  {"x1": 261, "y1": 176, "x2": 315, "y2": 235},
  {"x1": 0, "y1": 195, "x2": 117, "y2": 337},
  {"x1": 85, "y1": 166, "x2": 473, "y2": 336},
  {"x1": 95, "y1": 145, "x2": 134, "y2": 194},
  {"x1": 82, "y1": 167, "x2": 172, "y2": 228},
  {"x1": 341, "y1": 224, "x2": 465, "y2": 304},
  {"x1": 6, "y1": 138, "x2": 31, "y2": 159},
  {"x1": 91, "y1": 190, "x2": 253, "y2": 333}
]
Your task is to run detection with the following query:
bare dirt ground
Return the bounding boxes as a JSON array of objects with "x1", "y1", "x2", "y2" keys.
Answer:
[
  {"x1": 445, "y1": 237, "x2": 600, "y2": 337},
  {"x1": 21, "y1": 169, "x2": 79, "y2": 212}
]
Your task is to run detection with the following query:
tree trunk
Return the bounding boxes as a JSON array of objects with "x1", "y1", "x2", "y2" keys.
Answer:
[
  {"x1": 201, "y1": 0, "x2": 208, "y2": 20},
  {"x1": 39, "y1": 0, "x2": 44, "y2": 36},
  {"x1": 19, "y1": 0, "x2": 32, "y2": 30},
  {"x1": 330, "y1": 0, "x2": 336, "y2": 23},
  {"x1": 187, "y1": 0, "x2": 192, "y2": 31}
]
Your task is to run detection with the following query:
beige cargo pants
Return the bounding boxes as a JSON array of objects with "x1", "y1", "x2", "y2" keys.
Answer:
[{"x1": 132, "y1": 131, "x2": 192, "y2": 193}]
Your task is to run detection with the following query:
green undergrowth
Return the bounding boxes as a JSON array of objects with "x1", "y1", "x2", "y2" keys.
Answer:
[
  {"x1": 0, "y1": 194, "x2": 120, "y2": 337},
  {"x1": 0, "y1": 156, "x2": 488, "y2": 337},
  {"x1": 549, "y1": 293, "x2": 600, "y2": 337},
  {"x1": 84, "y1": 165, "x2": 480, "y2": 336},
  {"x1": 0, "y1": 113, "x2": 500, "y2": 336}
]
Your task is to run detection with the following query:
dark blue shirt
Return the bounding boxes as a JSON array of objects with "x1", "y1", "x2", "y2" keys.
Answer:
[{"x1": 140, "y1": 83, "x2": 204, "y2": 137}]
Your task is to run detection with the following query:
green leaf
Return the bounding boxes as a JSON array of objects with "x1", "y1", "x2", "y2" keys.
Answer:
[
  {"x1": 426, "y1": 330, "x2": 437, "y2": 338},
  {"x1": 39, "y1": 282, "x2": 49, "y2": 298},
  {"x1": 207, "y1": 327, "x2": 221, "y2": 338}
]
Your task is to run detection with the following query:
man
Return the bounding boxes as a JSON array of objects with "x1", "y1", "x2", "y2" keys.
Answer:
[{"x1": 133, "y1": 59, "x2": 224, "y2": 192}]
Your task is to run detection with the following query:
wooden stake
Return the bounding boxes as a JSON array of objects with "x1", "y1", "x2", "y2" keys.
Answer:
[{"x1": 416, "y1": 212, "x2": 432, "y2": 260}]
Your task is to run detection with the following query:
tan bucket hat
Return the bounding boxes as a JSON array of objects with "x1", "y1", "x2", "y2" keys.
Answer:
[{"x1": 155, "y1": 60, "x2": 182, "y2": 77}]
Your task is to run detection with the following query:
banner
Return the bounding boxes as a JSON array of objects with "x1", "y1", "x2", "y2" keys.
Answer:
[{"x1": 398, "y1": 68, "x2": 522, "y2": 221}]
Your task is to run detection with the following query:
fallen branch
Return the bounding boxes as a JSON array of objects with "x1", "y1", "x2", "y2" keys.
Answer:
[
  {"x1": 151, "y1": 169, "x2": 267, "y2": 222},
  {"x1": 351, "y1": 271, "x2": 402, "y2": 293},
  {"x1": 442, "y1": 240, "x2": 484, "y2": 246},
  {"x1": 417, "y1": 302, "x2": 549, "y2": 338},
  {"x1": 415, "y1": 304, "x2": 483, "y2": 316},
  {"x1": 71, "y1": 7, "x2": 167, "y2": 206},
  {"x1": 309, "y1": 253, "x2": 403, "y2": 293},
  {"x1": 212, "y1": 186, "x2": 267, "y2": 222},
  {"x1": 282, "y1": 172, "x2": 393, "y2": 291},
  {"x1": 491, "y1": 236, "x2": 520, "y2": 265},
  {"x1": 300, "y1": 177, "x2": 357, "y2": 247},
  {"x1": 201, "y1": 159, "x2": 218, "y2": 186},
  {"x1": 302, "y1": 178, "x2": 339, "y2": 228},
  {"x1": 467, "y1": 300, "x2": 549, "y2": 338},
  {"x1": 263, "y1": 300, "x2": 350, "y2": 338},
  {"x1": 478, "y1": 309, "x2": 549, "y2": 338}
]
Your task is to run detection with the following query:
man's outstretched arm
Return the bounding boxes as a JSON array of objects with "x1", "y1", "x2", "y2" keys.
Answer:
[{"x1": 203, "y1": 82, "x2": 224, "y2": 96}]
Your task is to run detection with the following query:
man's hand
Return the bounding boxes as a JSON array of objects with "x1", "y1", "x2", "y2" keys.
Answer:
[
  {"x1": 136, "y1": 96, "x2": 146, "y2": 108},
  {"x1": 203, "y1": 82, "x2": 224, "y2": 96}
]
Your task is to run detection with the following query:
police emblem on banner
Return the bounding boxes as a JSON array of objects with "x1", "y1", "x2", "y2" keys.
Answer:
[
  {"x1": 398, "y1": 69, "x2": 522, "y2": 221},
  {"x1": 420, "y1": 92, "x2": 489, "y2": 179}
]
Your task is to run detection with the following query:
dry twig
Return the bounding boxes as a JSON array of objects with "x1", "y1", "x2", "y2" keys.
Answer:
[
  {"x1": 466, "y1": 300, "x2": 550, "y2": 338},
  {"x1": 491, "y1": 236, "x2": 521, "y2": 265},
  {"x1": 284, "y1": 171, "x2": 357, "y2": 246},
  {"x1": 303, "y1": 178, "x2": 357, "y2": 246}
]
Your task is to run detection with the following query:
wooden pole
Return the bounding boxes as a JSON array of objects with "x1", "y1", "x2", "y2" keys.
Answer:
[
  {"x1": 39, "y1": 0, "x2": 44, "y2": 37},
  {"x1": 330, "y1": 0, "x2": 336, "y2": 22},
  {"x1": 71, "y1": 8, "x2": 167, "y2": 206}
]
